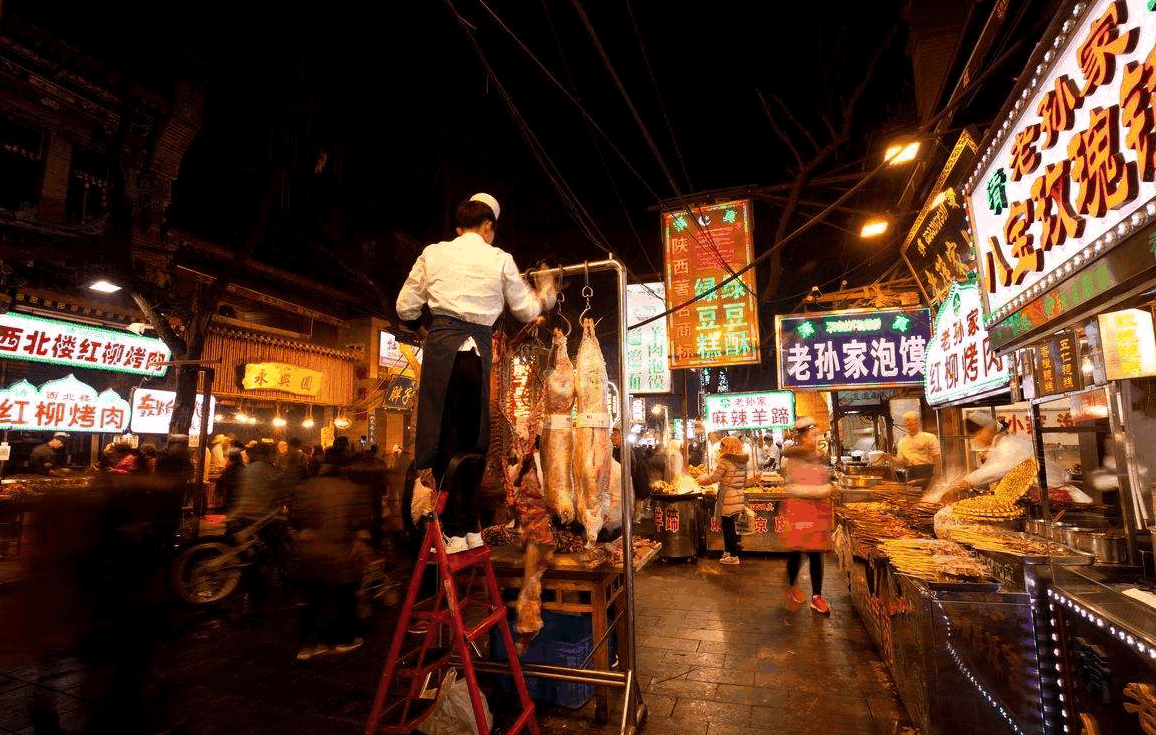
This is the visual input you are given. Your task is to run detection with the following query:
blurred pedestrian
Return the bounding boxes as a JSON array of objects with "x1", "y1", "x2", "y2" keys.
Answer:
[
  {"x1": 139, "y1": 442, "x2": 158, "y2": 473},
  {"x1": 781, "y1": 417, "x2": 834, "y2": 615},
  {"x1": 307, "y1": 444, "x2": 324, "y2": 477},
  {"x1": 694, "y1": 436, "x2": 749, "y2": 565},
  {"x1": 289, "y1": 447, "x2": 374, "y2": 660},
  {"x1": 215, "y1": 447, "x2": 245, "y2": 511},
  {"x1": 28, "y1": 432, "x2": 68, "y2": 475}
]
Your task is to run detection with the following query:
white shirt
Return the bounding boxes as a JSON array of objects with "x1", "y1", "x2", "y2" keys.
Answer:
[
  {"x1": 396, "y1": 232, "x2": 542, "y2": 350},
  {"x1": 964, "y1": 433, "x2": 1033, "y2": 488},
  {"x1": 895, "y1": 431, "x2": 941, "y2": 466}
]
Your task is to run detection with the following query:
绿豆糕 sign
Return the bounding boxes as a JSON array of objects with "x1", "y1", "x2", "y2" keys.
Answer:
[
  {"x1": 924, "y1": 280, "x2": 1011, "y2": 406},
  {"x1": 0, "y1": 312, "x2": 170, "y2": 376},
  {"x1": 663, "y1": 199, "x2": 760, "y2": 369},
  {"x1": 966, "y1": 0, "x2": 1156, "y2": 348},
  {"x1": 704, "y1": 391, "x2": 795, "y2": 431},
  {"x1": 776, "y1": 307, "x2": 931, "y2": 390},
  {"x1": 0, "y1": 374, "x2": 129, "y2": 432}
]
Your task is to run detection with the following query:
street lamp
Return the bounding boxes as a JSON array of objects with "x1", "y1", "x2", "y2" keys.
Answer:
[
  {"x1": 860, "y1": 218, "x2": 890, "y2": 239},
  {"x1": 884, "y1": 140, "x2": 920, "y2": 165}
]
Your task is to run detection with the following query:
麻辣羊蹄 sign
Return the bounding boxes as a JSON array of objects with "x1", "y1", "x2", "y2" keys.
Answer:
[
  {"x1": 777, "y1": 307, "x2": 931, "y2": 391},
  {"x1": 924, "y1": 280, "x2": 1010, "y2": 406},
  {"x1": 0, "y1": 312, "x2": 170, "y2": 376},
  {"x1": 967, "y1": 0, "x2": 1156, "y2": 343},
  {"x1": 663, "y1": 200, "x2": 760, "y2": 369},
  {"x1": 704, "y1": 391, "x2": 795, "y2": 432},
  {"x1": 130, "y1": 388, "x2": 216, "y2": 435}
]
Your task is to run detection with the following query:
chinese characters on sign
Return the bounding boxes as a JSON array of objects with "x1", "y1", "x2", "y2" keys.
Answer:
[
  {"x1": 662, "y1": 200, "x2": 760, "y2": 369},
  {"x1": 901, "y1": 132, "x2": 979, "y2": 305},
  {"x1": 1035, "y1": 340, "x2": 1060, "y2": 396},
  {"x1": 626, "y1": 282, "x2": 671, "y2": 393},
  {"x1": 924, "y1": 281, "x2": 1010, "y2": 405},
  {"x1": 0, "y1": 312, "x2": 170, "y2": 377},
  {"x1": 383, "y1": 376, "x2": 417, "y2": 411},
  {"x1": 1055, "y1": 330, "x2": 1083, "y2": 392},
  {"x1": 1098, "y1": 308, "x2": 1156, "y2": 379},
  {"x1": 968, "y1": 0, "x2": 1156, "y2": 331},
  {"x1": 241, "y1": 362, "x2": 324, "y2": 397},
  {"x1": 130, "y1": 389, "x2": 216, "y2": 435},
  {"x1": 0, "y1": 375, "x2": 129, "y2": 432},
  {"x1": 776, "y1": 308, "x2": 931, "y2": 391},
  {"x1": 703, "y1": 391, "x2": 795, "y2": 431}
]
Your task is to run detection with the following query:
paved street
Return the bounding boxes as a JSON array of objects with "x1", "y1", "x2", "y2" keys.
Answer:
[{"x1": 0, "y1": 550, "x2": 915, "y2": 735}]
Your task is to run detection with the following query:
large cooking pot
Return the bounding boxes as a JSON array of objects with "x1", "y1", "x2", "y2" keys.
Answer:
[
  {"x1": 1024, "y1": 518, "x2": 1048, "y2": 536},
  {"x1": 842, "y1": 464, "x2": 887, "y2": 478},
  {"x1": 841, "y1": 475, "x2": 879, "y2": 489},
  {"x1": 1077, "y1": 530, "x2": 1128, "y2": 564}
]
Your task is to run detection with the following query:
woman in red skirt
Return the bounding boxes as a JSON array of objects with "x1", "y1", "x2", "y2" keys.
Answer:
[{"x1": 780, "y1": 417, "x2": 834, "y2": 615}]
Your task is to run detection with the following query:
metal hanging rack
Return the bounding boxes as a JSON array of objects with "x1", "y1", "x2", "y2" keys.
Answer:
[{"x1": 465, "y1": 256, "x2": 646, "y2": 735}]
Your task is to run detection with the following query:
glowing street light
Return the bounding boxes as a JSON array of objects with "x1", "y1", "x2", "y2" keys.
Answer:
[
  {"x1": 860, "y1": 218, "x2": 890, "y2": 239},
  {"x1": 88, "y1": 279, "x2": 121, "y2": 293},
  {"x1": 884, "y1": 140, "x2": 920, "y2": 165}
]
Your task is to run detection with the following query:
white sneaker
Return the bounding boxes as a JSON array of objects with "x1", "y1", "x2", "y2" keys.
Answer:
[
  {"x1": 465, "y1": 532, "x2": 485, "y2": 549},
  {"x1": 442, "y1": 535, "x2": 469, "y2": 554}
]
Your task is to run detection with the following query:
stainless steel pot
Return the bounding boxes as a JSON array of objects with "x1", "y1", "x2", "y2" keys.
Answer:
[
  {"x1": 1060, "y1": 526, "x2": 1090, "y2": 549},
  {"x1": 1048, "y1": 522, "x2": 1076, "y2": 543},
  {"x1": 840, "y1": 475, "x2": 879, "y2": 489},
  {"x1": 1024, "y1": 518, "x2": 1047, "y2": 536},
  {"x1": 1084, "y1": 531, "x2": 1128, "y2": 564}
]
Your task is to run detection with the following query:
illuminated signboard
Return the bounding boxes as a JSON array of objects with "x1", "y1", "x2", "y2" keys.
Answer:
[
  {"x1": 924, "y1": 280, "x2": 1010, "y2": 406},
  {"x1": 1098, "y1": 308, "x2": 1156, "y2": 379},
  {"x1": 967, "y1": 0, "x2": 1156, "y2": 331},
  {"x1": 383, "y1": 375, "x2": 417, "y2": 411},
  {"x1": 241, "y1": 362, "x2": 323, "y2": 397},
  {"x1": 704, "y1": 391, "x2": 795, "y2": 431},
  {"x1": 0, "y1": 312, "x2": 170, "y2": 376},
  {"x1": 662, "y1": 199, "x2": 760, "y2": 369},
  {"x1": 901, "y1": 131, "x2": 978, "y2": 305},
  {"x1": 130, "y1": 388, "x2": 216, "y2": 435},
  {"x1": 0, "y1": 374, "x2": 129, "y2": 432},
  {"x1": 626, "y1": 282, "x2": 671, "y2": 394},
  {"x1": 776, "y1": 307, "x2": 931, "y2": 391}
]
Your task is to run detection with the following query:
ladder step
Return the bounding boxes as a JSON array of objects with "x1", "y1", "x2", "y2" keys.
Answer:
[
  {"x1": 464, "y1": 608, "x2": 508, "y2": 642},
  {"x1": 369, "y1": 692, "x2": 438, "y2": 735},
  {"x1": 444, "y1": 545, "x2": 492, "y2": 573},
  {"x1": 394, "y1": 647, "x2": 453, "y2": 679}
]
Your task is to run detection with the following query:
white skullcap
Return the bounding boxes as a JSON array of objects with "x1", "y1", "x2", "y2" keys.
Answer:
[{"x1": 469, "y1": 192, "x2": 500, "y2": 221}]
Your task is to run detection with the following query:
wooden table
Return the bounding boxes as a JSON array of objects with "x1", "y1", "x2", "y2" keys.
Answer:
[{"x1": 486, "y1": 543, "x2": 659, "y2": 723}]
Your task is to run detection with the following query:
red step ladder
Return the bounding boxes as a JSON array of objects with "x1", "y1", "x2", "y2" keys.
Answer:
[{"x1": 366, "y1": 455, "x2": 539, "y2": 735}]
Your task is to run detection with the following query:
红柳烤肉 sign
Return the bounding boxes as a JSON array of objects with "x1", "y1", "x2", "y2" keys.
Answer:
[
  {"x1": 777, "y1": 308, "x2": 931, "y2": 391},
  {"x1": 967, "y1": 0, "x2": 1156, "y2": 338},
  {"x1": 0, "y1": 374, "x2": 129, "y2": 432},
  {"x1": 924, "y1": 280, "x2": 1010, "y2": 405},
  {"x1": 663, "y1": 200, "x2": 760, "y2": 369}
]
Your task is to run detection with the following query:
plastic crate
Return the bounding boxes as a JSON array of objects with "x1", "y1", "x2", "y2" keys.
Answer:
[{"x1": 491, "y1": 611, "x2": 613, "y2": 709}]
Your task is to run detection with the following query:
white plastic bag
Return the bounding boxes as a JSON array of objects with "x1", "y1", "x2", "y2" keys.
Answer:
[{"x1": 416, "y1": 670, "x2": 493, "y2": 735}]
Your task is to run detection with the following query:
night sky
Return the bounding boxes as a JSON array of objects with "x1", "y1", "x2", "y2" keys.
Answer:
[{"x1": 10, "y1": 0, "x2": 918, "y2": 310}]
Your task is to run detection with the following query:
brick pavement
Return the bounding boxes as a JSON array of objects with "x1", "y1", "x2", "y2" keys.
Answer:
[{"x1": 0, "y1": 551, "x2": 917, "y2": 735}]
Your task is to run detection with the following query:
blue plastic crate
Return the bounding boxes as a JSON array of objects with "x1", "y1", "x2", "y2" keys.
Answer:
[{"x1": 491, "y1": 611, "x2": 613, "y2": 709}]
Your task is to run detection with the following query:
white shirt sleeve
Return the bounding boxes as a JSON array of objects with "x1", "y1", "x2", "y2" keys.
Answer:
[
  {"x1": 965, "y1": 434, "x2": 1033, "y2": 488},
  {"x1": 396, "y1": 253, "x2": 428, "y2": 322},
  {"x1": 501, "y1": 252, "x2": 542, "y2": 323}
]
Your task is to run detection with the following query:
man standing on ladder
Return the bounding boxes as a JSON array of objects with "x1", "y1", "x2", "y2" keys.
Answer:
[{"x1": 396, "y1": 193, "x2": 556, "y2": 552}]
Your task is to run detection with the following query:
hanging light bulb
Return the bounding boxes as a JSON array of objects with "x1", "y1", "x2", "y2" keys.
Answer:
[
  {"x1": 333, "y1": 415, "x2": 352, "y2": 430},
  {"x1": 235, "y1": 410, "x2": 248, "y2": 422},
  {"x1": 247, "y1": 416, "x2": 258, "y2": 425},
  {"x1": 302, "y1": 404, "x2": 315, "y2": 428},
  {"x1": 272, "y1": 416, "x2": 287, "y2": 428}
]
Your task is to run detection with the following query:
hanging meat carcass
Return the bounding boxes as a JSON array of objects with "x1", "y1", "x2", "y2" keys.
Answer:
[
  {"x1": 572, "y1": 318, "x2": 611, "y2": 546},
  {"x1": 541, "y1": 328, "x2": 576, "y2": 524}
]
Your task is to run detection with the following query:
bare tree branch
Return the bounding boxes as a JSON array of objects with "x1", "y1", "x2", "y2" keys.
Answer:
[
  {"x1": 771, "y1": 94, "x2": 819, "y2": 154},
  {"x1": 757, "y1": 90, "x2": 804, "y2": 169}
]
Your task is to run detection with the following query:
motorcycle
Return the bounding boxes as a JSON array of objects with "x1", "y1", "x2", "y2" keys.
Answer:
[{"x1": 171, "y1": 509, "x2": 287, "y2": 605}]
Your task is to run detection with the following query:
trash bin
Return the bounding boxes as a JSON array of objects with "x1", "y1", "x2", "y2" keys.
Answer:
[{"x1": 652, "y1": 493, "x2": 703, "y2": 560}]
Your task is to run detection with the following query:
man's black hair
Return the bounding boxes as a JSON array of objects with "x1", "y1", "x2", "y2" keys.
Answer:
[{"x1": 455, "y1": 199, "x2": 496, "y2": 230}]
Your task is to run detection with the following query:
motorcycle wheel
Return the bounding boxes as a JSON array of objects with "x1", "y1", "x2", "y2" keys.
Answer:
[{"x1": 172, "y1": 541, "x2": 244, "y2": 605}]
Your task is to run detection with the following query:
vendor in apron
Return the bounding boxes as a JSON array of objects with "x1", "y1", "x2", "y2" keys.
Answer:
[
  {"x1": 395, "y1": 193, "x2": 556, "y2": 549},
  {"x1": 934, "y1": 412, "x2": 1037, "y2": 533}
]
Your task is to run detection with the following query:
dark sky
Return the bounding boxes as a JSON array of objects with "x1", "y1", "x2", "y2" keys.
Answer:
[{"x1": 9, "y1": 0, "x2": 916, "y2": 306}]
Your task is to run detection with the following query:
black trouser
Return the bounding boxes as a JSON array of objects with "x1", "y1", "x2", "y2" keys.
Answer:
[
  {"x1": 436, "y1": 350, "x2": 483, "y2": 538},
  {"x1": 720, "y1": 515, "x2": 741, "y2": 556},
  {"x1": 298, "y1": 580, "x2": 359, "y2": 647},
  {"x1": 787, "y1": 551, "x2": 824, "y2": 595}
]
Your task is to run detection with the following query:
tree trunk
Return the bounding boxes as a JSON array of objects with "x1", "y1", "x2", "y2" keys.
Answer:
[{"x1": 170, "y1": 361, "x2": 201, "y2": 436}]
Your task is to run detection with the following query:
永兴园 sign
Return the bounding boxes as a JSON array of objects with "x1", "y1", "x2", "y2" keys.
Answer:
[{"x1": 241, "y1": 362, "x2": 323, "y2": 397}]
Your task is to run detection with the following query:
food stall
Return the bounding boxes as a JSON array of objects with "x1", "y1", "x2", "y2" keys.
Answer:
[{"x1": 958, "y1": 3, "x2": 1156, "y2": 734}]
